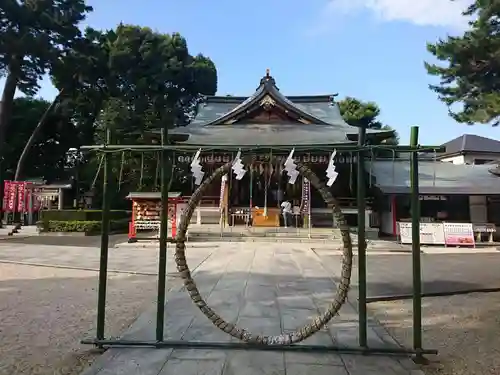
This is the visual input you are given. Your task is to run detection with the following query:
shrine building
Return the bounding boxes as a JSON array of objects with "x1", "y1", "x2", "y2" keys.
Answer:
[{"x1": 164, "y1": 70, "x2": 500, "y2": 238}]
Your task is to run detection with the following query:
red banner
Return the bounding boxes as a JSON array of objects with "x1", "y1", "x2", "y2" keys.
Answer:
[
  {"x1": 7, "y1": 181, "x2": 17, "y2": 212},
  {"x1": 17, "y1": 182, "x2": 26, "y2": 213},
  {"x1": 2, "y1": 181, "x2": 10, "y2": 212}
]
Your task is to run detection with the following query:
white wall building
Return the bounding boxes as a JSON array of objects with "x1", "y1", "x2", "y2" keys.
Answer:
[{"x1": 438, "y1": 134, "x2": 500, "y2": 165}]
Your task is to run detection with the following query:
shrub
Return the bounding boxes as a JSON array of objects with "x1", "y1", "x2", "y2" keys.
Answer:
[
  {"x1": 40, "y1": 218, "x2": 129, "y2": 234},
  {"x1": 40, "y1": 209, "x2": 130, "y2": 222}
]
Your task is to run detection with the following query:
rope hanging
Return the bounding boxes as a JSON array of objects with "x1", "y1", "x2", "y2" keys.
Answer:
[
  {"x1": 263, "y1": 149, "x2": 272, "y2": 217},
  {"x1": 118, "y1": 151, "x2": 126, "y2": 189},
  {"x1": 249, "y1": 160, "x2": 253, "y2": 215},
  {"x1": 368, "y1": 148, "x2": 375, "y2": 188},
  {"x1": 168, "y1": 151, "x2": 176, "y2": 191},
  {"x1": 349, "y1": 152, "x2": 354, "y2": 192},
  {"x1": 432, "y1": 148, "x2": 437, "y2": 186},
  {"x1": 154, "y1": 151, "x2": 160, "y2": 190},
  {"x1": 139, "y1": 153, "x2": 145, "y2": 189},
  {"x1": 174, "y1": 157, "x2": 353, "y2": 345},
  {"x1": 91, "y1": 154, "x2": 105, "y2": 189},
  {"x1": 391, "y1": 149, "x2": 396, "y2": 185}
]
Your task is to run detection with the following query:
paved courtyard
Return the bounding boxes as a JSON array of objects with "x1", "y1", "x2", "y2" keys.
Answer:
[
  {"x1": 1, "y1": 238, "x2": 500, "y2": 374},
  {"x1": 80, "y1": 243, "x2": 420, "y2": 375}
]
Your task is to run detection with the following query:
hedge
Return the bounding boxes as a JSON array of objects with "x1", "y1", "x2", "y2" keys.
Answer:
[
  {"x1": 40, "y1": 218, "x2": 129, "y2": 234},
  {"x1": 40, "y1": 209, "x2": 130, "y2": 222}
]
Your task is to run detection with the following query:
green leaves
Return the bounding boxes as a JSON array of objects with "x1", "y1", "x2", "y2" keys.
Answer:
[
  {"x1": 338, "y1": 97, "x2": 383, "y2": 129},
  {"x1": 4, "y1": 97, "x2": 78, "y2": 181},
  {"x1": 425, "y1": 0, "x2": 500, "y2": 126},
  {"x1": 54, "y1": 24, "x2": 218, "y2": 140},
  {"x1": 53, "y1": 25, "x2": 218, "y2": 195},
  {"x1": 338, "y1": 96, "x2": 399, "y2": 145},
  {"x1": 0, "y1": 0, "x2": 93, "y2": 95}
]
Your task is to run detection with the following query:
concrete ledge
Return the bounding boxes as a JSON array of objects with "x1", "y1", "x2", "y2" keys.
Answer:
[{"x1": 38, "y1": 231, "x2": 92, "y2": 237}]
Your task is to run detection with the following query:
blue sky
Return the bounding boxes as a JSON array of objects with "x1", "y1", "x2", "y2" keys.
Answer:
[{"x1": 5, "y1": 0, "x2": 498, "y2": 144}]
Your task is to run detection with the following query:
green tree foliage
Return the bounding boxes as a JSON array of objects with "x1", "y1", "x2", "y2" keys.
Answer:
[
  {"x1": 425, "y1": 1, "x2": 500, "y2": 126},
  {"x1": 0, "y1": 0, "x2": 92, "y2": 213},
  {"x1": 51, "y1": 25, "x2": 218, "y2": 203},
  {"x1": 3, "y1": 97, "x2": 77, "y2": 181},
  {"x1": 53, "y1": 25, "x2": 217, "y2": 139},
  {"x1": 338, "y1": 96, "x2": 399, "y2": 144}
]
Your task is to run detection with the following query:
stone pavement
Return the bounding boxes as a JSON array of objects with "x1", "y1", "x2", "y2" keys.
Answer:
[
  {"x1": 0, "y1": 241, "x2": 216, "y2": 276},
  {"x1": 81, "y1": 243, "x2": 423, "y2": 375}
]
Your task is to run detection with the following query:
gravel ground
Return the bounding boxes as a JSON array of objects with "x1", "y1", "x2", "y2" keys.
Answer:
[
  {"x1": 369, "y1": 293, "x2": 500, "y2": 375},
  {"x1": 0, "y1": 263, "x2": 160, "y2": 375}
]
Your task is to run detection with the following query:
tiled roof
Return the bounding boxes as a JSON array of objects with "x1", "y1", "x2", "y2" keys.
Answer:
[
  {"x1": 368, "y1": 160, "x2": 500, "y2": 194},
  {"x1": 441, "y1": 134, "x2": 500, "y2": 155},
  {"x1": 171, "y1": 72, "x2": 393, "y2": 146}
]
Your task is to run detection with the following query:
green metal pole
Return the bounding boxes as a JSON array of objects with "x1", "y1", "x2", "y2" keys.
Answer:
[
  {"x1": 357, "y1": 126, "x2": 367, "y2": 348},
  {"x1": 96, "y1": 128, "x2": 112, "y2": 341},
  {"x1": 156, "y1": 127, "x2": 169, "y2": 342},
  {"x1": 410, "y1": 126, "x2": 423, "y2": 361}
]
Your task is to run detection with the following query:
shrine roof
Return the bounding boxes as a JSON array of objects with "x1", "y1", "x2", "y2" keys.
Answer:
[
  {"x1": 369, "y1": 160, "x2": 500, "y2": 195},
  {"x1": 171, "y1": 70, "x2": 393, "y2": 146}
]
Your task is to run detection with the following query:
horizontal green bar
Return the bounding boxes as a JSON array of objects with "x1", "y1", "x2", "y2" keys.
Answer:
[
  {"x1": 81, "y1": 339, "x2": 438, "y2": 355},
  {"x1": 80, "y1": 144, "x2": 445, "y2": 153}
]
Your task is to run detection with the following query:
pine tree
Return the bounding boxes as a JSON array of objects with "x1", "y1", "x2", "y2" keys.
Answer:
[{"x1": 426, "y1": 1, "x2": 500, "y2": 126}]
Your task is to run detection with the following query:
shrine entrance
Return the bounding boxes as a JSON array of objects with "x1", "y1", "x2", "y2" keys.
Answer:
[{"x1": 80, "y1": 125, "x2": 440, "y2": 364}]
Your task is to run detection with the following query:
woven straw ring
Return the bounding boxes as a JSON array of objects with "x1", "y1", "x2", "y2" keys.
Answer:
[{"x1": 174, "y1": 156, "x2": 353, "y2": 345}]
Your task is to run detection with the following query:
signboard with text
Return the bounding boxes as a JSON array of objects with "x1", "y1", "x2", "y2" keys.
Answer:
[
  {"x1": 398, "y1": 222, "x2": 446, "y2": 245},
  {"x1": 443, "y1": 222, "x2": 475, "y2": 246}
]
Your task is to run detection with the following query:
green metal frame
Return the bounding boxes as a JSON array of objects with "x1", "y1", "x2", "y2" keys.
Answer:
[{"x1": 80, "y1": 125, "x2": 443, "y2": 360}]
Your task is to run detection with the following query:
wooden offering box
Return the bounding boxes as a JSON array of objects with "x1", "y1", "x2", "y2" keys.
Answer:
[{"x1": 252, "y1": 207, "x2": 280, "y2": 227}]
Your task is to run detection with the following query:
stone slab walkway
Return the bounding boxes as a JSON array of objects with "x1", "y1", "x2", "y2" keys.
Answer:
[{"x1": 81, "y1": 243, "x2": 423, "y2": 375}]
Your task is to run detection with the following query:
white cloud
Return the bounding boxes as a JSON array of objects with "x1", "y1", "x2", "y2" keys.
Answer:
[{"x1": 317, "y1": 0, "x2": 470, "y2": 31}]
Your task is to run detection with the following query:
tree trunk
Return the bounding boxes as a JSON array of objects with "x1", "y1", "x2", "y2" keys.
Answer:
[
  {"x1": 0, "y1": 65, "x2": 21, "y2": 225},
  {"x1": 14, "y1": 90, "x2": 64, "y2": 181}
]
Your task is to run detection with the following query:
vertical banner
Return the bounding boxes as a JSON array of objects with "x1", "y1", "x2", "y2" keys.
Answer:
[
  {"x1": 17, "y1": 182, "x2": 26, "y2": 213},
  {"x1": 301, "y1": 177, "x2": 310, "y2": 214},
  {"x1": 7, "y1": 182, "x2": 17, "y2": 212},
  {"x1": 2, "y1": 181, "x2": 10, "y2": 212}
]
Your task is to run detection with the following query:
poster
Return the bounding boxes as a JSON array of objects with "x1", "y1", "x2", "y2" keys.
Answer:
[
  {"x1": 443, "y1": 222, "x2": 475, "y2": 246},
  {"x1": 398, "y1": 222, "x2": 446, "y2": 245}
]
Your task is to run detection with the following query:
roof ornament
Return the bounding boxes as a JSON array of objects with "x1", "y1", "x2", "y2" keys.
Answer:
[
  {"x1": 260, "y1": 95, "x2": 276, "y2": 110},
  {"x1": 329, "y1": 94, "x2": 339, "y2": 106},
  {"x1": 259, "y1": 68, "x2": 277, "y2": 87}
]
